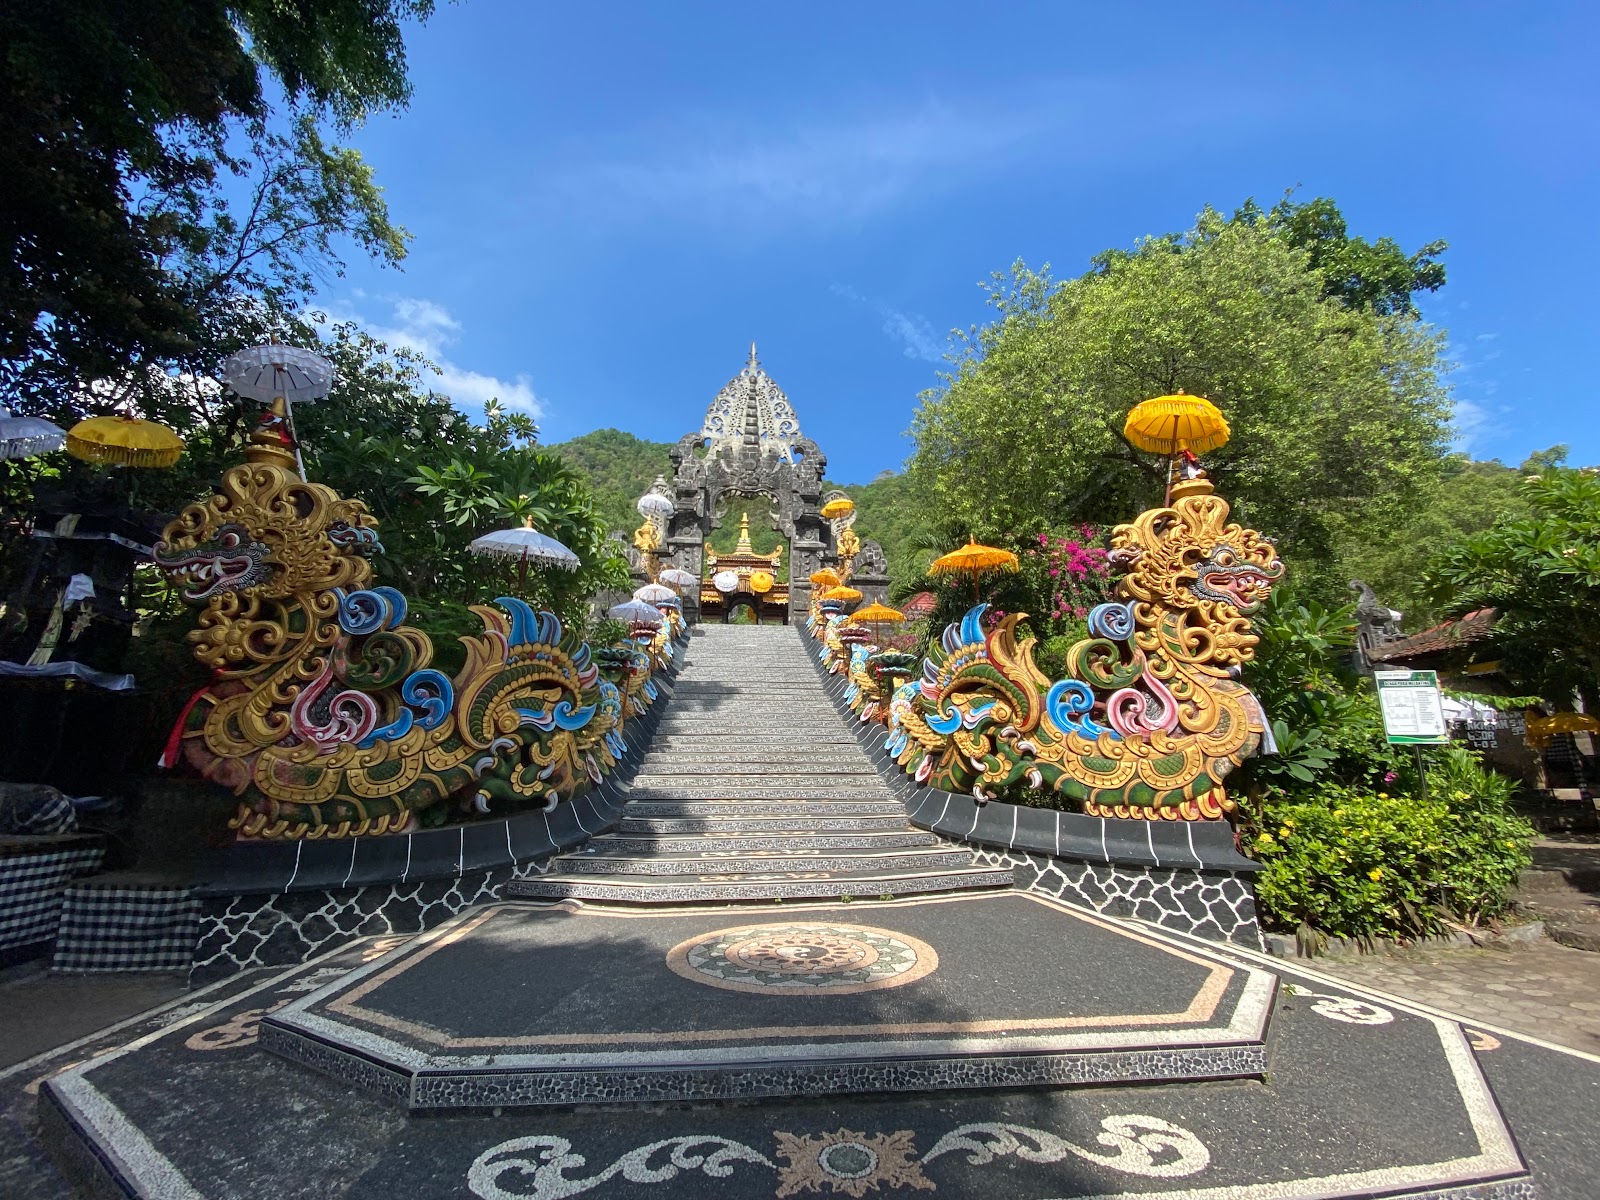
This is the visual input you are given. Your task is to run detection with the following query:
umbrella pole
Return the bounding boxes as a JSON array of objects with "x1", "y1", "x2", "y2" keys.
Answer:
[
  {"x1": 1164, "y1": 413, "x2": 1179, "y2": 507},
  {"x1": 519, "y1": 547, "x2": 528, "y2": 592}
]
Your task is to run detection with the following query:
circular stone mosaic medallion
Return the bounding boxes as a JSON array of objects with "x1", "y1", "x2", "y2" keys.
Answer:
[{"x1": 665, "y1": 922, "x2": 938, "y2": 995}]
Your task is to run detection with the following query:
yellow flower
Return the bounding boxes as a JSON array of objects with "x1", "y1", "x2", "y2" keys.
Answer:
[
  {"x1": 1277, "y1": 826, "x2": 1292, "y2": 839},
  {"x1": 1377, "y1": 792, "x2": 1389, "y2": 799},
  {"x1": 1256, "y1": 833, "x2": 1276, "y2": 847},
  {"x1": 1368, "y1": 867, "x2": 1384, "y2": 881}
]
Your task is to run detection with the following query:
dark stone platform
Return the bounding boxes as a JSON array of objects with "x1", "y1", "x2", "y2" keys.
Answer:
[
  {"x1": 258, "y1": 892, "x2": 1273, "y2": 1108},
  {"x1": 30, "y1": 929, "x2": 1557, "y2": 1200}
]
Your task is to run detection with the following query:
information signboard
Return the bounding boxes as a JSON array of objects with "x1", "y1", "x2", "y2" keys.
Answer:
[{"x1": 1373, "y1": 669, "x2": 1449, "y2": 745}]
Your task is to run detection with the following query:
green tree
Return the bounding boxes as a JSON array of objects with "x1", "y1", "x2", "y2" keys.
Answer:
[
  {"x1": 1423, "y1": 463, "x2": 1600, "y2": 712},
  {"x1": 1332, "y1": 454, "x2": 1533, "y2": 629},
  {"x1": 1, "y1": 0, "x2": 429, "y2": 370},
  {"x1": 1092, "y1": 194, "x2": 1447, "y2": 316},
  {"x1": 909, "y1": 209, "x2": 1454, "y2": 594},
  {"x1": 545, "y1": 429, "x2": 678, "y2": 536}
]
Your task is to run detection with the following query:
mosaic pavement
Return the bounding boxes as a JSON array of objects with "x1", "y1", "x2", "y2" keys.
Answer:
[
  {"x1": 24, "y1": 924, "x2": 1597, "y2": 1199},
  {"x1": 15, "y1": 626, "x2": 1600, "y2": 1196}
]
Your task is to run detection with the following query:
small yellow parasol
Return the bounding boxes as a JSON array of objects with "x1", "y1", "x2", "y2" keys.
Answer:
[
  {"x1": 929, "y1": 540, "x2": 1019, "y2": 604},
  {"x1": 820, "y1": 497, "x2": 855, "y2": 519},
  {"x1": 821, "y1": 585, "x2": 862, "y2": 604},
  {"x1": 1123, "y1": 390, "x2": 1230, "y2": 505},
  {"x1": 849, "y1": 601, "x2": 905, "y2": 641},
  {"x1": 750, "y1": 570, "x2": 775, "y2": 594},
  {"x1": 809, "y1": 568, "x2": 842, "y2": 588},
  {"x1": 65, "y1": 415, "x2": 184, "y2": 468}
]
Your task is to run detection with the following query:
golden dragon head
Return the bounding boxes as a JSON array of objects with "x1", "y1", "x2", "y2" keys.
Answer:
[
  {"x1": 155, "y1": 462, "x2": 381, "y2": 604},
  {"x1": 1110, "y1": 474, "x2": 1283, "y2": 632}
]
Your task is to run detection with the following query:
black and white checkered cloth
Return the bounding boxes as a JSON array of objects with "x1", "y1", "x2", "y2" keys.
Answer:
[
  {"x1": 0, "y1": 845, "x2": 105, "y2": 952},
  {"x1": 52, "y1": 885, "x2": 201, "y2": 972}
]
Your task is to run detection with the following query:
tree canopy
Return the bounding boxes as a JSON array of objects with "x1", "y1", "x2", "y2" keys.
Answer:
[
  {"x1": 1, "y1": 0, "x2": 429, "y2": 373},
  {"x1": 1423, "y1": 462, "x2": 1600, "y2": 712},
  {"x1": 908, "y1": 205, "x2": 1455, "y2": 596}
]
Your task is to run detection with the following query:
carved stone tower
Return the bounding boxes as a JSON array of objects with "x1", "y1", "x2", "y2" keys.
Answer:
[{"x1": 661, "y1": 346, "x2": 837, "y2": 622}]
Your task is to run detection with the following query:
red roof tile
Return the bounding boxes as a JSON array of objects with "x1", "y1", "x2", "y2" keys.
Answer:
[{"x1": 1367, "y1": 608, "x2": 1498, "y2": 663}]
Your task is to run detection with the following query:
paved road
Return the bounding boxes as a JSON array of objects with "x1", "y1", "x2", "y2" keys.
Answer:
[{"x1": 1313, "y1": 936, "x2": 1600, "y2": 1055}]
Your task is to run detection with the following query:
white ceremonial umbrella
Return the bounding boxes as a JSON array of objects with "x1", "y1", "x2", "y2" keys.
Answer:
[
  {"x1": 634, "y1": 583, "x2": 678, "y2": 606},
  {"x1": 0, "y1": 408, "x2": 66, "y2": 460},
  {"x1": 470, "y1": 518, "x2": 581, "y2": 588},
  {"x1": 636, "y1": 491, "x2": 674, "y2": 520},
  {"x1": 608, "y1": 599, "x2": 665, "y2": 631},
  {"x1": 712, "y1": 570, "x2": 739, "y2": 594},
  {"x1": 222, "y1": 342, "x2": 336, "y2": 474},
  {"x1": 659, "y1": 567, "x2": 697, "y2": 590}
]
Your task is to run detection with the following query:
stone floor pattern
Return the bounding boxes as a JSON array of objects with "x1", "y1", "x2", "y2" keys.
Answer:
[{"x1": 510, "y1": 624, "x2": 1010, "y2": 904}]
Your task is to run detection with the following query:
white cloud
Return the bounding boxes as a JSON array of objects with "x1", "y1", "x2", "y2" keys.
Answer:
[
  {"x1": 537, "y1": 94, "x2": 1068, "y2": 231},
  {"x1": 1452, "y1": 399, "x2": 1496, "y2": 453},
  {"x1": 832, "y1": 285, "x2": 945, "y2": 363},
  {"x1": 340, "y1": 297, "x2": 543, "y2": 417}
]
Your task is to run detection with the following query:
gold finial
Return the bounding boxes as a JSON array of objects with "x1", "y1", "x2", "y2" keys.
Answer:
[
  {"x1": 736, "y1": 511, "x2": 754, "y2": 554},
  {"x1": 1169, "y1": 472, "x2": 1215, "y2": 501},
  {"x1": 244, "y1": 396, "x2": 300, "y2": 474}
]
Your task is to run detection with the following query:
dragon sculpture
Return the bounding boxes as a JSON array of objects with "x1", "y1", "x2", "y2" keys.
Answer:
[
  {"x1": 832, "y1": 473, "x2": 1282, "y2": 821},
  {"x1": 154, "y1": 417, "x2": 651, "y2": 840}
]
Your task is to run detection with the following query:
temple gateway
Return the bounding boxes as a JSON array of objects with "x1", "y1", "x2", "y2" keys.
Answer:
[{"x1": 642, "y1": 345, "x2": 888, "y2": 622}]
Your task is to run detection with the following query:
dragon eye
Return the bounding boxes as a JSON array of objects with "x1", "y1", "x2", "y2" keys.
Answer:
[{"x1": 219, "y1": 530, "x2": 240, "y2": 548}]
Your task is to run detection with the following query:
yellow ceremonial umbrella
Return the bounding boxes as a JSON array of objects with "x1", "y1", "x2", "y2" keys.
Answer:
[
  {"x1": 821, "y1": 585, "x2": 862, "y2": 604},
  {"x1": 65, "y1": 415, "x2": 184, "y2": 468},
  {"x1": 1123, "y1": 391, "x2": 1230, "y2": 505},
  {"x1": 750, "y1": 570, "x2": 775, "y2": 594},
  {"x1": 809, "y1": 568, "x2": 842, "y2": 588},
  {"x1": 820, "y1": 497, "x2": 855, "y2": 519},
  {"x1": 929, "y1": 541, "x2": 1019, "y2": 604},
  {"x1": 849, "y1": 601, "x2": 905, "y2": 641}
]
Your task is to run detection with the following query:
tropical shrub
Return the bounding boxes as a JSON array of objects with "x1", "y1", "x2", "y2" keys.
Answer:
[
  {"x1": 1252, "y1": 760, "x2": 1534, "y2": 939},
  {"x1": 1236, "y1": 590, "x2": 1535, "y2": 938}
]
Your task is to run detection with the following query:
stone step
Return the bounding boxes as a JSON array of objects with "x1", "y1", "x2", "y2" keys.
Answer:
[
  {"x1": 622, "y1": 799, "x2": 905, "y2": 817},
  {"x1": 591, "y1": 830, "x2": 941, "y2": 853},
  {"x1": 628, "y1": 772, "x2": 883, "y2": 787},
  {"x1": 505, "y1": 865, "x2": 1016, "y2": 903},
  {"x1": 617, "y1": 814, "x2": 913, "y2": 834},
  {"x1": 559, "y1": 847, "x2": 977, "y2": 876},
  {"x1": 647, "y1": 734, "x2": 861, "y2": 747},
  {"x1": 626, "y1": 786, "x2": 895, "y2": 801},
  {"x1": 650, "y1": 730, "x2": 860, "y2": 743},
  {"x1": 638, "y1": 752, "x2": 872, "y2": 767}
]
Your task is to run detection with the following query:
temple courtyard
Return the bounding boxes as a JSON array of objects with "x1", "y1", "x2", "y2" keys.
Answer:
[{"x1": 2, "y1": 625, "x2": 1597, "y2": 1200}]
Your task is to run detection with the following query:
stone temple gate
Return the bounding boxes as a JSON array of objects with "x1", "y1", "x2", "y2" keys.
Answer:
[{"x1": 649, "y1": 345, "x2": 888, "y2": 622}]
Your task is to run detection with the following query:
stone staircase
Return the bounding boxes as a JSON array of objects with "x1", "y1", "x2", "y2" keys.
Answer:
[{"x1": 509, "y1": 623, "x2": 1011, "y2": 903}]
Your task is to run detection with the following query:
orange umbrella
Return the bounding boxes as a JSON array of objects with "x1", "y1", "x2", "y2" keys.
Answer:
[
  {"x1": 809, "y1": 568, "x2": 842, "y2": 588},
  {"x1": 1124, "y1": 391, "x2": 1230, "y2": 504},
  {"x1": 849, "y1": 601, "x2": 905, "y2": 641},
  {"x1": 820, "y1": 497, "x2": 855, "y2": 519},
  {"x1": 929, "y1": 541, "x2": 1018, "y2": 604},
  {"x1": 821, "y1": 585, "x2": 862, "y2": 603}
]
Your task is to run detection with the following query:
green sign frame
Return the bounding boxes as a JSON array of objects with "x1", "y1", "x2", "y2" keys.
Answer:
[{"x1": 1373, "y1": 669, "x2": 1450, "y2": 745}]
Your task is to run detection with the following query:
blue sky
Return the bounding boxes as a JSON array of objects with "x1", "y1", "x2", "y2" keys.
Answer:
[{"x1": 327, "y1": 1, "x2": 1598, "y2": 485}]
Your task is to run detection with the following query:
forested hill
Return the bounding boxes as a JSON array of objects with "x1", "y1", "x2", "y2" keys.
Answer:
[
  {"x1": 546, "y1": 429, "x2": 676, "y2": 540},
  {"x1": 547, "y1": 428, "x2": 919, "y2": 577}
]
